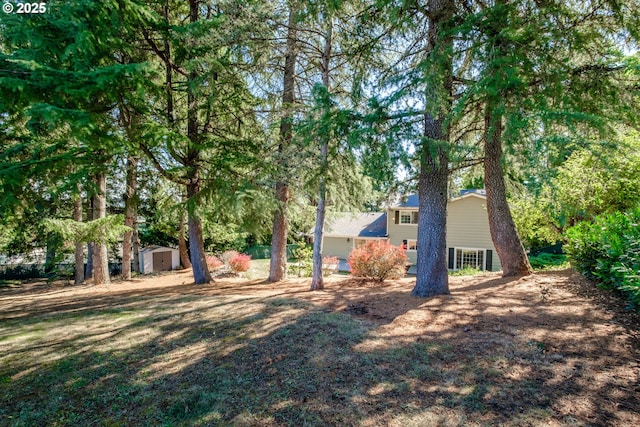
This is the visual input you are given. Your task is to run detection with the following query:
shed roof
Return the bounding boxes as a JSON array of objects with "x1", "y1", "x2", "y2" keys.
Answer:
[
  {"x1": 324, "y1": 212, "x2": 387, "y2": 238},
  {"x1": 140, "y1": 245, "x2": 179, "y2": 253}
]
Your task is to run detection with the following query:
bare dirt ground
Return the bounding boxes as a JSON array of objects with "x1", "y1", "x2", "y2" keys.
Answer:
[{"x1": 1, "y1": 268, "x2": 639, "y2": 426}]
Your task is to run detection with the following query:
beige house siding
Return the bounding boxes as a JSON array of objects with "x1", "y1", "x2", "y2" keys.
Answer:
[
  {"x1": 322, "y1": 236, "x2": 353, "y2": 259},
  {"x1": 387, "y1": 209, "x2": 419, "y2": 264},
  {"x1": 321, "y1": 194, "x2": 501, "y2": 271},
  {"x1": 387, "y1": 195, "x2": 501, "y2": 271},
  {"x1": 322, "y1": 236, "x2": 389, "y2": 260},
  {"x1": 447, "y1": 196, "x2": 501, "y2": 271}
]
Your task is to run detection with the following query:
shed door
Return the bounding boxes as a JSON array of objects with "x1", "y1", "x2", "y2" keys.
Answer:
[{"x1": 153, "y1": 251, "x2": 172, "y2": 272}]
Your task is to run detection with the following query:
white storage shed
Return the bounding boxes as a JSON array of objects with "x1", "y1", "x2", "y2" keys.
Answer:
[{"x1": 139, "y1": 246, "x2": 181, "y2": 274}]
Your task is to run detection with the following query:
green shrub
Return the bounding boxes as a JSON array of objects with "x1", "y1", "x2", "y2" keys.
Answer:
[
  {"x1": 291, "y1": 246, "x2": 313, "y2": 277},
  {"x1": 565, "y1": 207, "x2": 640, "y2": 306},
  {"x1": 0, "y1": 264, "x2": 45, "y2": 280},
  {"x1": 348, "y1": 240, "x2": 407, "y2": 281},
  {"x1": 449, "y1": 266, "x2": 483, "y2": 276},
  {"x1": 528, "y1": 253, "x2": 569, "y2": 270}
]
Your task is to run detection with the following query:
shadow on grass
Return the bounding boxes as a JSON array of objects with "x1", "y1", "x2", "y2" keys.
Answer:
[{"x1": 0, "y1": 274, "x2": 638, "y2": 426}]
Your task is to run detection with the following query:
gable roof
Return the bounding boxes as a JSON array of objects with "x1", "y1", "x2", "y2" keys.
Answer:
[
  {"x1": 324, "y1": 212, "x2": 388, "y2": 238},
  {"x1": 393, "y1": 189, "x2": 486, "y2": 208}
]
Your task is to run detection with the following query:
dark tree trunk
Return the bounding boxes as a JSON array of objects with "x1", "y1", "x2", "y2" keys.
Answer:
[
  {"x1": 269, "y1": 183, "x2": 289, "y2": 281},
  {"x1": 74, "y1": 194, "x2": 84, "y2": 284},
  {"x1": 44, "y1": 199, "x2": 58, "y2": 274},
  {"x1": 310, "y1": 144, "x2": 328, "y2": 291},
  {"x1": 179, "y1": 209, "x2": 191, "y2": 269},
  {"x1": 411, "y1": 0, "x2": 454, "y2": 297},
  {"x1": 269, "y1": 5, "x2": 297, "y2": 282},
  {"x1": 187, "y1": 182, "x2": 212, "y2": 284},
  {"x1": 86, "y1": 242, "x2": 93, "y2": 279},
  {"x1": 92, "y1": 170, "x2": 110, "y2": 285},
  {"x1": 122, "y1": 155, "x2": 138, "y2": 280},
  {"x1": 310, "y1": 21, "x2": 333, "y2": 291},
  {"x1": 132, "y1": 215, "x2": 140, "y2": 273},
  {"x1": 484, "y1": 108, "x2": 533, "y2": 276},
  {"x1": 412, "y1": 117, "x2": 450, "y2": 297},
  {"x1": 183, "y1": 0, "x2": 211, "y2": 285}
]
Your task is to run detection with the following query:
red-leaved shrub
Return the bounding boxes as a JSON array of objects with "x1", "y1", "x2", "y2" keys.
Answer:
[
  {"x1": 221, "y1": 250, "x2": 239, "y2": 266},
  {"x1": 347, "y1": 240, "x2": 407, "y2": 281},
  {"x1": 206, "y1": 255, "x2": 224, "y2": 270},
  {"x1": 228, "y1": 253, "x2": 251, "y2": 273}
]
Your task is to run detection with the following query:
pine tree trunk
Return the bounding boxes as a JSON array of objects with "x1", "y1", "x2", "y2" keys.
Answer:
[
  {"x1": 179, "y1": 209, "x2": 191, "y2": 269},
  {"x1": 269, "y1": 183, "x2": 289, "y2": 281},
  {"x1": 74, "y1": 194, "x2": 84, "y2": 284},
  {"x1": 310, "y1": 21, "x2": 333, "y2": 291},
  {"x1": 85, "y1": 179, "x2": 93, "y2": 279},
  {"x1": 412, "y1": 0, "x2": 454, "y2": 297},
  {"x1": 132, "y1": 222, "x2": 140, "y2": 273},
  {"x1": 184, "y1": 0, "x2": 211, "y2": 285},
  {"x1": 92, "y1": 171, "x2": 110, "y2": 285},
  {"x1": 310, "y1": 152, "x2": 328, "y2": 291},
  {"x1": 269, "y1": 6, "x2": 297, "y2": 282},
  {"x1": 122, "y1": 155, "x2": 138, "y2": 280},
  {"x1": 187, "y1": 182, "x2": 212, "y2": 284},
  {"x1": 412, "y1": 117, "x2": 450, "y2": 297},
  {"x1": 86, "y1": 242, "x2": 93, "y2": 279},
  {"x1": 484, "y1": 108, "x2": 533, "y2": 277}
]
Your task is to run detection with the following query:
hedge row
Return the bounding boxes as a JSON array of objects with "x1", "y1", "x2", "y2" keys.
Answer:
[{"x1": 565, "y1": 207, "x2": 640, "y2": 307}]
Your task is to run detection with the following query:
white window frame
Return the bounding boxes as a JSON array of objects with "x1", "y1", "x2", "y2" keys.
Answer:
[
  {"x1": 399, "y1": 210, "x2": 418, "y2": 225},
  {"x1": 402, "y1": 239, "x2": 417, "y2": 251},
  {"x1": 453, "y1": 247, "x2": 486, "y2": 270}
]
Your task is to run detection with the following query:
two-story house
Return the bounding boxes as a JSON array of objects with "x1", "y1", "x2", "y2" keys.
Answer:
[{"x1": 317, "y1": 190, "x2": 501, "y2": 272}]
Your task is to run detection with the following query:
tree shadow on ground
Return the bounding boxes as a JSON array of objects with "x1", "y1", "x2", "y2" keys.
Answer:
[{"x1": 0, "y1": 271, "x2": 638, "y2": 426}]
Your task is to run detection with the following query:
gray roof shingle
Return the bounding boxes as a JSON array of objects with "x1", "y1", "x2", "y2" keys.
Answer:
[
  {"x1": 393, "y1": 190, "x2": 486, "y2": 208},
  {"x1": 324, "y1": 212, "x2": 387, "y2": 238}
]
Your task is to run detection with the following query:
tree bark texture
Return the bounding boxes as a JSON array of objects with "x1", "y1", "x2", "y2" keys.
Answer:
[
  {"x1": 269, "y1": 182, "x2": 289, "y2": 281},
  {"x1": 310, "y1": 21, "x2": 333, "y2": 291},
  {"x1": 92, "y1": 170, "x2": 110, "y2": 285},
  {"x1": 310, "y1": 144, "x2": 328, "y2": 291},
  {"x1": 187, "y1": 181, "x2": 212, "y2": 284},
  {"x1": 269, "y1": 5, "x2": 298, "y2": 282},
  {"x1": 86, "y1": 242, "x2": 93, "y2": 280},
  {"x1": 413, "y1": 116, "x2": 450, "y2": 297},
  {"x1": 73, "y1": 194, "x2": 84, "y2": 284},
  {"x1": 178, "y1": 209, "x2": 191, "y2": 269},
  {"x1": 484, "y1": 109, "x2": 533, "y2": 276},
  {"x1": 412, "y1": 0, "x2": 454, "y2": 297},
  {"x1": 132, "y1": 214, "x2": 140, "y2": 273},
  {"x1": 122, "y1": 155, "x2": 138, "y2": 280}
]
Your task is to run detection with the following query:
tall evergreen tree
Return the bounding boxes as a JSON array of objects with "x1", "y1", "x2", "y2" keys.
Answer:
[
  {"x1": 454, "y1": 0, "x2": 639, "y2": 276},
  {"x1": 269, "y1": 1, "x2": 299, "y2": 283},
  {"x1": 137, "y1": 0, "x2": 272, "y2": 283},
  {"x1": 0, "y1": 0, "x2": 152, "y2": 284}
]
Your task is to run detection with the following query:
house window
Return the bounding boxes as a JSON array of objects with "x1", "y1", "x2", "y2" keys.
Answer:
[
  {"x1": 454, "y1": 248, "x2": 485, "y2": 270},
  {"x1": 399, "y1": 210, "x2": 418, "y2": 225},
  {"x1": 402, "y1": 239, "x2": 417, "y2": 251}
]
